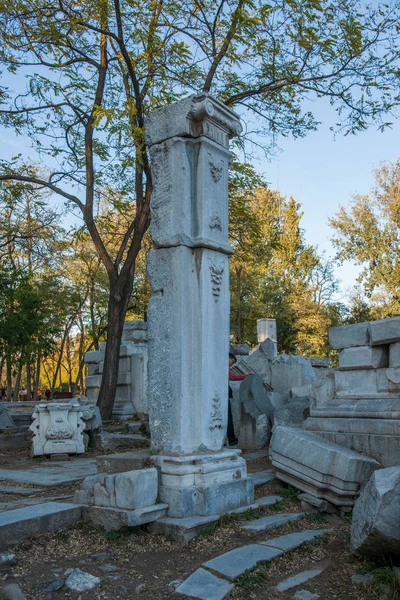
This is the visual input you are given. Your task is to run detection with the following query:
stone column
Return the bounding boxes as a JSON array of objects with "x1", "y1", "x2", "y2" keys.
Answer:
[
  {"x1": 257, "y1": 318, "x2": 277, "y2": 345},
  {"x1": 146, "y1": 93, "x2": 254, "y2": 518}
]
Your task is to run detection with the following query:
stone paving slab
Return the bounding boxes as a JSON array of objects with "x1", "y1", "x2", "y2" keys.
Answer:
[
  {"x1": 176, "y1": 568, "x2": 234, "y2": 600},
  {"x1": 226, "y1": 495, "x2": 282, "y2": 515},
  {"x1": 294, "y1": 590, "x2": 320, "y2": 600},
  {"x1": 0, "y1": 502, "x2": 82, "y2": 550},
  {"x1": 0, "y1": 496, "x2": 73, "y2": 513},
  {"x1": 0, "y1": 460, "x2": 97, "y2": 486},
  {"x1": 0, "y1": 485, "x2": 44, "y2": 496},
  {"x1": 203, "y1": 544, "x2": 283, "y2": 581},
  {"x1": 241, "y1": 512, "x2": 305, "y2": 532},
  {"x1": 260, "y1": 529, "x2": 332, "y2": 551},
  {"x1": 249, "y1": 470, "x2": 276, "y2": 487},
  {"x1": 276, "y1": 564, "x2": 328, "y2": 591}
]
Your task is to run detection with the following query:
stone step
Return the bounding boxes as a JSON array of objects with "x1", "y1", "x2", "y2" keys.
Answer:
[
  {"x1": 0, "y1": 502, "x2": 82, "y2": 550},
  {"x1": 241, "y1": 512, "x2": 305, "y2": 532},
  {"x1": 0, "y1": 495, "x2": 73, "y2": 513},
  {"x1": 176, "y1": 528, "x2": 330, "y2": 599},
  {"x1": 0, "y1": 485, "x2": 44, "y2": 496},
  {"x1": 275, "y1": 562, "x2": 329, "y2": 592}
]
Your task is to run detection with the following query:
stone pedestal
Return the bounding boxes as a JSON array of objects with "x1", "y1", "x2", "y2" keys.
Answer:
[
  {"x1": 30, "y1": 402, "x2": 85, "y2": 456},
  {"x1": 84, "y1": 320, "x2": 148, "y2": 419},
  {"x1": 257, "y1": 318, "x2": 277, "y2": 346},
  {"x1": 146, "y1": 93, "x2": 254, "y2": 520}
]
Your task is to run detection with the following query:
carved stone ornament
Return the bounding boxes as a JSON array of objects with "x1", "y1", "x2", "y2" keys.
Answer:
[
  {"x1": 208, "y1": 259, "x2": 225, "y2": 302},
  {"x1": 209, "y1": 213, "x2": 223, "y2": 231},
  {"x1": 30, "y1": 402, "x2": 86, "y2": 456},
  {"x1": 209, "y1": 394, "x2": 224, "y2": 431},
  {"x1": 209, "y1": 156, "x2": 224, "y2": 182}
]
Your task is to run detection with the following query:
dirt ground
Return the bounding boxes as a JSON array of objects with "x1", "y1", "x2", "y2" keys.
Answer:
[{"x1": 0, "y1": 460, "x2": 384, "y2": 600}]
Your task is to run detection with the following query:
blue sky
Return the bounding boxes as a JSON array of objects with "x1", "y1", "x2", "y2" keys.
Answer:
[
  {"x1": 253, "y1": 100, "x2": 400, "y2": 301},
  {"x1": 1, "y1": 97, "x2": 399, "y2": 303}
]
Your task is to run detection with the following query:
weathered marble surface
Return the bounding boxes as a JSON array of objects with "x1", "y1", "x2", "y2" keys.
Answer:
[{"x1": 30, "y1": 402, "x2": 86, "y2": 456}]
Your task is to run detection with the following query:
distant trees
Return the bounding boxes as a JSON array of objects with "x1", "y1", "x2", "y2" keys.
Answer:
[
  {"x1": 330, "y1": 159, "x2": 400, "y2": 317},
  {"x1": 1, "y1": 0, "x2": 399, "y2": 416},
  {"x1": 229, "y1": 164, "x2": 343, "y2": 353}
]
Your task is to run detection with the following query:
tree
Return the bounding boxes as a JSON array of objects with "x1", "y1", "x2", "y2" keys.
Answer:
[
  {"x1": 330, "y1": 158, "x2": 400, "y2": 315},
  {"x1": 0, "y1": 0, "x2": 399, "y2": 417}
]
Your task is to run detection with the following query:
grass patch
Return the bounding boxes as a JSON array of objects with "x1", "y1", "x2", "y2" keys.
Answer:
[
  {"x1": 236, "y1": 564, "x2": 270, "y2": 590},
  {"x1": 280, "y1": 485, "x2": 301, "y2": 500},
  {"x1": 358, "y1": 558, "x2": 400, "y2": 600},
  {"x1": 305, "y1": 512, "x2": 327, "y2": 524}
]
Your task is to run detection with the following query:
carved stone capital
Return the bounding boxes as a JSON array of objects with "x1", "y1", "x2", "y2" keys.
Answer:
[{"x1": 145, "y1": 93, "x2": 242, "y2": 148}]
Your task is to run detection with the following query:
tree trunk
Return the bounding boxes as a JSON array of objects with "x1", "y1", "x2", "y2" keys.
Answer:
[
  {"x1": 26, "y1": 361, "x2": 32, "y2": 400},
  {"x1": 235, "y1": 266, "x2": 243, "y2": 344},
  {"x1": 33, "y1": 350, "x2": 41, "y2": 401},
  {"x1": 13, "y1": 360, "x2": 22, "y2": 403},
  {"x1": 6, "y1": 352, "x2": 12, "y2": 401},
  {"x1": 96, "y1": 276, "x2": 133, "y2": 420}
]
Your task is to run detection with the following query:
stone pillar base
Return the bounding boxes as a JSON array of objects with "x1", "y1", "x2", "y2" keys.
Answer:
[{"x1": 153, "y1": 450, "x2": 254, "y2": 518}]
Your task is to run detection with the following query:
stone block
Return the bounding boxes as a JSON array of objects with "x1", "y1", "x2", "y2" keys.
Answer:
[
  {"x1": 303, "y1": 417, "x2": 400, "y2": 468},
  {"x1": 229, "y1": 344, "x2": 250, "y2": 356},
  {"x1": 0, "y1": 404, "x2": 15, "y2": 429},
  {"x1": 99, "y1": 432, "x2": 149, "y2": 452},
  {"x1": 75, "y1": 468, "x2": 158, "y2": 510},
  {"x1": 339, "y1": 346, "x2": 388, "y2": 370},
  {"x1": 276, "y1": 566, "x2": 327, "y2": 592},
  {"x1": 84, "y1": 350, "x2": 102, "y2": 364},
  {"x1": 351, "y1": 466, "x2": 400, "y2": 557},
  {"x1": 85, "y1": 375, "x2": 102, "y2": 388},
  {"x1": 0, "y1": 503, "x2": 82, "y2": 550},
  {"x1": 82, "y1": 503, "x2": 168, "y2": 531},
  {"x1": 389, "y1": 342, "x2": 400, "y2": 367},
  {"x1": 273, "y1": 400, "x2": 309, "y2": 428},
  {"x1": 242, "y1": 349, "x2": 272, "y2": 383},
  {"x1": 370, "y1": 317, "x2": 400, "y2": 345},
  {"x1": 203, "y1": 544, "x2": 282, "y2": 581},
  {"x1": 271, "y1": 355, "x2": 316, "y2": 401},
  {"x1": 329, "y1": 322, "x2": 370, "y2": 349},
  {"x1": 270, "y1": 426, "x2": 380, "y2": 506},
  {"x1": 114, "y1": 469, "x2": 157, "y2": 509},
  {"x1": 96, "y1": 451, "x2": 151, "y2": 474}
]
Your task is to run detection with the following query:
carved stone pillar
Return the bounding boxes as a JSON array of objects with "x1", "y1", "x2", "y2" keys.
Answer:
[{"x1": 146, "y1": 94, "x2": 254, "y2": 518}]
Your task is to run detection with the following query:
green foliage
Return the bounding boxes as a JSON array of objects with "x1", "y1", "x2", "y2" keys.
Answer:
[
  {"x1": 235, "y1": 564, "x2": 270, "y2": 589},
  {"x1": 330, "y1": 159, "x2": 400, "y2": 317},
  {"x1": 280, "y1": 485, "x2": 302, "y2": 500}
]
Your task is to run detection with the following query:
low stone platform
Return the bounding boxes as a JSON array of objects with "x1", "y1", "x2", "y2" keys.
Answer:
[
  {"x1": 0, "y1": 458, "x2": 97, "y2": 487},
  {"x1": 96, "y1": 450, "x2": 151, "y2": 474},
  {"x1": 0, "y1": 502, "x2": 82, "y2": 550}
]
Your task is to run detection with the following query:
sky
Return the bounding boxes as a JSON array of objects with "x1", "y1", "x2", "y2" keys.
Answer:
[
  {"x1": 253, "y1": 100, "x2": 400, "y2": 302},
  {"x1": 1, "y1": 96, "x2": 399, "y2": 304}
]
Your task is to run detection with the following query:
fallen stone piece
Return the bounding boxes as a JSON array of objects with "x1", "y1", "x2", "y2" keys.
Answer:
[
  {"x1": 226, "y1": 495, "x2": 283, "y2": 515},
  {"x1": 46, "y1": 579, "x2": 64, "y2": 592},
  {"x1": 329, "y1": 322, "x2": 370, "y2": 350},
  {"x1": 64, "y1": 569, "x2": 100, "y2": 592},
  {"x1": 351, "y1": 466, "x2": 400, "y2": 557},
  {"x1": 294, "y1": 590, "x2": 320, "y2": 600},
  {"x1": 370, "y1": 317, "x2": 400, "y2": 346},
  {"x1": 0, "y1": 503, "x2": 82, "y2": 550},
  {"x1": 389, "y1": 343, "x2": 400, "y2": 368},
  {"x1": 82, "y1": 503, "x2": 167, "y2": 531},
  {"x1": 242, "y1": 450, "x2": 268, "y2": 461},
  {"x1": 150, "y1": 514, "x2": 220, "y2": 544},
  {"x1": 0, "y1": 404, "x2": 15, "y2": 429},
  {"x1": 339, "y1": 346, "x2": 388, "y2": 371},
  {"x1": 0, "y1": 553, "x2": 16, "y2": 566},
  {"x1": 273, "y1": 400, "x2": 309, "y2": 428},
  {"x1": 260, "y1": 529, "x2": 331, "y2": 552},
  {"x1": 74, "y1": 468, "x2": 158, "y2": 509},
  {"x1": 241, "y1": 512, "x2": 305, "y2": 533},
  {"x1": 0, "y1": 583, "x2": 26, "y2": 600},
  {"x1": 299, "y1": 493, "x2": 328, "y2": 513},
  {"x1": 203, "y1": 544, "x2": 282, "y2": 581},
  {"x1": 270, "y1": 427, "x2": 380, "y2": 506},
  {"x1": 276, "y1": 565, "x2": 327, "y2": 591},
  {"x1": 271, "y1": 355, "x2": 316, "y2": 401},
  {"x1": 175, "y1": 568, "x2": 234, "y2": 600},
  {"x1": 351, "y1": 573, "x2": 374, "y2": 584}
]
